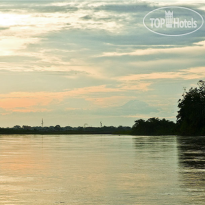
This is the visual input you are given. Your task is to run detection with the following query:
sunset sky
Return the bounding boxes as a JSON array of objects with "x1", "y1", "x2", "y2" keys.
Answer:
[{"x1": 0, "y1": 0, "x2": 205, "y2": 127}]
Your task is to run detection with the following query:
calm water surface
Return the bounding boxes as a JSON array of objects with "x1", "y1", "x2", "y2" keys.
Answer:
[{"x1": 0, "y1": 135, "x2": 205, "y2": 205}]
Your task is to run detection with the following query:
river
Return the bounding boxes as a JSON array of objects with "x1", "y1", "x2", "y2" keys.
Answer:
[{"x1": 0, "y1": 135, "x2": 204, "y2": 205}]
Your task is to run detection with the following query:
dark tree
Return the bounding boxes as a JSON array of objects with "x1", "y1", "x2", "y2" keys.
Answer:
[
  {"x1": 177, "y1": 80, "x2": 205, "y2": 136},
  {"x1": 131, "y1": 117, "x2": 176, "y2": 136}
]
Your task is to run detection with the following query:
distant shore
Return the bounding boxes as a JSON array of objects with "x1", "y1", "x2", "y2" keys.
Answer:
[{"x1": 0, "y1": 128, "x2": 131, "y2": 135}]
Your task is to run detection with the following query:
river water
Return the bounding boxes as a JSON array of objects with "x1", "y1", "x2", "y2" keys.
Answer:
[{"x1": 0, "y1": 135, "x2": 204, "y2": 205}]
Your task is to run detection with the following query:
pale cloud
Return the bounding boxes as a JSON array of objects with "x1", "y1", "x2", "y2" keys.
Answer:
[
  {"x1": 199, "y1": 6, "x2": 205, "y2": 11},
  {"x1": 51, "y1": 2, "x2": 75, "y2": 7},
  {"x1": 0, "y1": 82, "x2": 151, "y2": 112},
  {"x1": 0, "y1": 92, "x2": 57, "y2": 112},
  {"x1": 0, "y1": 37, "x2": 39, "y2": 56},
  {"x1": 99, "y1": 40, "x2": 205, "y2": 57},
  {"x1": 86, "y1": 96, "x2": 135, "y2": 107},
  {"x1": 0, "y1": 2, "x2": 125, "y2": 63},
  {"x1": 0, "y1": 3, "x2": 123, "y2": 37},
  {"x1": 118, "y1": 67, "x2": 205, "y2": 81},
  {"x1": 0, "y1": 2, "x2": 127, "y2": 73}
]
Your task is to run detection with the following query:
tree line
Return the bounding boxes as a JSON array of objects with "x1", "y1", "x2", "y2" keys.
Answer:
[{"x1": 131, "y1": 80, "x2": 205, "y2": 136}]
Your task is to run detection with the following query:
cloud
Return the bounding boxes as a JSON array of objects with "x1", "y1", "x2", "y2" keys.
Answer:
[
  {"x1": 118, "y1": 67, "x2": 205, "y2": 81},
  {"x1": 0, "y1": 37, "x2": 39, "y2": 56},
  {"x1": 0, "y1": 81, "x2": 151, "y2": 112},
  {"x1": 78, "y1": 99, "x2": 159, "y2": 116},
  {"x1": 97, "y1": 40, "x2": 205, "y2": 57},
  {"x1": 51, "y1": 99, "x2": 159, "y2": 117}
]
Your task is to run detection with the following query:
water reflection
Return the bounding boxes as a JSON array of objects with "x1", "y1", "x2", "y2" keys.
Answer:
[
  {"x1": 177, "y1": 136, "x2": 205, "y2": 169},
  {"x1": 133, "y1": 136, "x2": 182, "y2": 204},
  {"x1": 177, "y1": 136, "x2": 205, "y2": 204}
]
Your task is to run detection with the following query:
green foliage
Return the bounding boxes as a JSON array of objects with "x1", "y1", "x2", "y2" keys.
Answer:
[
  {"x1": 131, "y1": 117, "x2": 176, "y2": 136},
  {"x1": 131, "y1": 81, "x2": 205, "y2": 136},
  {"x1": 177, "y1": 80, "x2": 205, "y2": 136}
]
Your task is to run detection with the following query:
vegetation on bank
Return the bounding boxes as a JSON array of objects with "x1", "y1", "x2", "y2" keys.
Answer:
[
  {"x1": 131, "y1": 80, "x2": 205, "y2": 136},
  {"x1": 176, "y1": 80, "x2": 205, "y2": 136},
  {"x1": 131, "y1": 118, "x2": 176, "y2": 136},
  {"x1": 0, "y1": 126, "x2": 131, "y2": 135}
]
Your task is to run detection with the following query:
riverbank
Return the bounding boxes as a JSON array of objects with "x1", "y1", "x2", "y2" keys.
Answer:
[{"x1": 0, "y1": 128, "x2": 131, "y2": 135}]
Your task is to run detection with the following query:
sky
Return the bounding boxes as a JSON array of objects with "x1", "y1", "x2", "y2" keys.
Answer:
[{"x1": 0, "y1": 0, "x2": 205, "y2": 127}]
